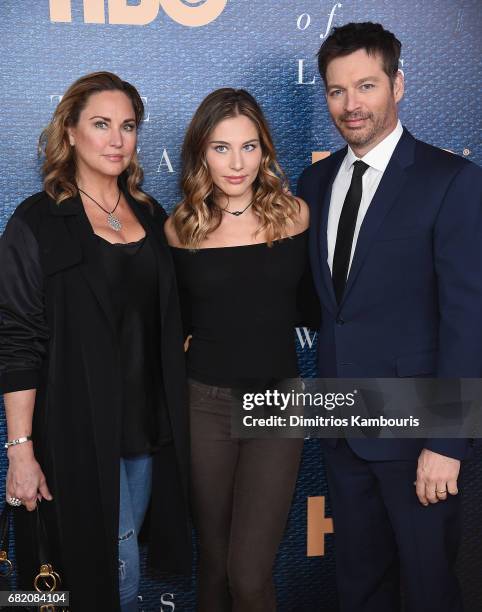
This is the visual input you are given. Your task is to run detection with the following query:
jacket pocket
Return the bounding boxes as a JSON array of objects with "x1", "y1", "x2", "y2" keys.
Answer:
[{"x1": 396, "y1": 350, "x2": 437, "y2": 377}]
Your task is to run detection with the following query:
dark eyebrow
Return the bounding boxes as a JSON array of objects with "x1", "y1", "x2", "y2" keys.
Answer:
[
  {"x1": 209, "y1": 139, "x2": 260, "y2": 145},
  {"x1": 327, "y1": 76, "x2": 380, "y2": 90},
  {"x1": 89, "y1": 115, "x2": 136, "y2": 122},
  {"x1": 355, "y1": 76, "x2": 380, "y2": 85}
]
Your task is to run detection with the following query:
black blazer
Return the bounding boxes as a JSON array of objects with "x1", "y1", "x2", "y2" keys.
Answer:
[{"x1": 0, "y1": 185, "x2": 192, "y2": 611}]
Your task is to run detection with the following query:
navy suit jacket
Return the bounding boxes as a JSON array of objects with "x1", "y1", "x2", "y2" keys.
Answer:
[{"x1": 297, "y1": 128, "x2": 482, "y2": 461}]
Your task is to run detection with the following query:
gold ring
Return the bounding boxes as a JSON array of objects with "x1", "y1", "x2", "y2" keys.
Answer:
[{"x1": 436, "y1": 490, "x2": 447, "y2": 494}]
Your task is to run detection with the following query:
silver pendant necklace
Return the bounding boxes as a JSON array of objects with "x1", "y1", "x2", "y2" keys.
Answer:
[{"x1": 78, "y1": 188, "x2": 122, "y2": 231}]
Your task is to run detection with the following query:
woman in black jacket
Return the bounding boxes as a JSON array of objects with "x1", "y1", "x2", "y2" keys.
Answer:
[{"x1": 0, "y1": 72, "x2": 191, "y2": 611}]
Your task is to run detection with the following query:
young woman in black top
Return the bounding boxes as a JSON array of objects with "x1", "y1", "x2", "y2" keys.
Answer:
[
  {"x1": 165, "y1": 88, "x2": 311, "y2": 612},
  {"x1": 0, "y1": 72, "x2": 190, "y2": 611}
]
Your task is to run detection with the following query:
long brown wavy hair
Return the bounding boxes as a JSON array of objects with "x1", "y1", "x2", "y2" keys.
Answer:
[
  {"x1": 38, "y1": 71, "x2": 151, "y2": 206},
  {"x1": 172, "y1": 88, "x2": 300, "y2": 248}
]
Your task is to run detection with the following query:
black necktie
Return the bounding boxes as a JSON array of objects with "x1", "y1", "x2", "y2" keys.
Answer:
[{"x1": 332, "y1": 160, "x2": 369, "y2": 304}]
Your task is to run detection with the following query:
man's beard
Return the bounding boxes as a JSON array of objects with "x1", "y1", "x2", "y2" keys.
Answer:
[{"x1": 336, "y1": 110, "x2": 390, "y2": 148}]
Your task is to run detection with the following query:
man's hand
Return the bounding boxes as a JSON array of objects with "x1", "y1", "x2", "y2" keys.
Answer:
[{"x1": 415, "y1": 448, "x2": 460, "y2": 506}]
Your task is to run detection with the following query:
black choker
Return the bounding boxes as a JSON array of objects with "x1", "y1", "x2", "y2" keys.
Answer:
[{"x1": 220, "y1": 200, "x2": 253, "y2": 217}]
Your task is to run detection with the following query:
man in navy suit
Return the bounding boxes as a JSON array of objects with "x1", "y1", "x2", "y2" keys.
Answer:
[{"x1": 297, "y1": 22, "x2": 482, "y2": 612}]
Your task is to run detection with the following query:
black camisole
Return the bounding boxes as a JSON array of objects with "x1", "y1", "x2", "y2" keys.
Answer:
[
  {"x1": 171, "y1": 230, "x2": 310, "y2": 387},
  {"x1": 97, "y1": 235, "x2": 171, "y2": 456}
]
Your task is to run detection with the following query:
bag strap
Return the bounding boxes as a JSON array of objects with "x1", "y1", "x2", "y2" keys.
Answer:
[
  {"x1": 33, "y1": 506, "x2": 61, "y2": 593},
  {"x1": 0, "y1": 504, "x2": 13, "y2": 581}
]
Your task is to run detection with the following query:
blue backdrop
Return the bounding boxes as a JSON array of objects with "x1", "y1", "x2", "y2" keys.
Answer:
[{"x1": 0, "y1": 1, "x2": 480, "y2": 610}]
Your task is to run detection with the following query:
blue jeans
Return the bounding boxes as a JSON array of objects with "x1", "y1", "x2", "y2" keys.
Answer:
[{"x1": 118, "y1": 455, "x2": 152, "y2": 612}]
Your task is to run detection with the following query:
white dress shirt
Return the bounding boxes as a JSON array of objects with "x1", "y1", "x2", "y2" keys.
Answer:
[{"x1": 327, "y1": 120, "x2": 404, "y2": 274}]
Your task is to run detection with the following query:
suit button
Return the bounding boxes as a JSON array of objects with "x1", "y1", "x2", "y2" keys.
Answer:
[{"x1": 336, "y1": 317, "x2": 345, "y2": 325}]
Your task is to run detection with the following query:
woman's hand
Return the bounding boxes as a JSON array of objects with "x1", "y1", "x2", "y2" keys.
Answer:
[
  {"x1": 4, "y1": 390, "x2": 52, "y2": 510},
  {"x1": 6, "y1": 444, "x2": 53, "y2": 511},
  {"x1": 184, "y1": 335, "x2": 192, "y2": 352}
]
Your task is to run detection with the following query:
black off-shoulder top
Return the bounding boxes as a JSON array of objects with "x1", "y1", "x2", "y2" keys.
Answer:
[{"x1": 171, "y1": 230, "x2": 315, "y2": 388}]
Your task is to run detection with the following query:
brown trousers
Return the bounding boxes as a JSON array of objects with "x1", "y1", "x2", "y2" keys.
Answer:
[{"x1": 189, "y1": 379, "x2": 303, "y2": 612}]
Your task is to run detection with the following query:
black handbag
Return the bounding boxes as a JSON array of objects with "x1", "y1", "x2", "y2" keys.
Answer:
[{"x1": 0, "y1": 503, "x2": 65, "y2": 611}]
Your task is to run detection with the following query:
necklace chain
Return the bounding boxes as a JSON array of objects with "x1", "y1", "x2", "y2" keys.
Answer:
[
  {"x1": 78, "y1": 188, "x2": 123, "y2": 232},
  {"x1": 78, "y1": 188, "x2": 121, "y2": 214}
]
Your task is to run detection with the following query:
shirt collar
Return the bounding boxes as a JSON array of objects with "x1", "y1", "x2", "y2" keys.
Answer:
[{"x1": 344, "y1": 120, "x2": 403, "y2": 173}]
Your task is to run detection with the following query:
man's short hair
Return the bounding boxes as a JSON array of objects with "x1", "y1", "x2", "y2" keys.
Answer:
[{"x1": 317, "y1": 22, "x2": 401, "y2": 86}]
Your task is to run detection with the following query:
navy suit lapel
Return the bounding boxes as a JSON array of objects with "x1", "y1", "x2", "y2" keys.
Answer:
[
  {"x1": 317, "y1": 149, "x2": 346, "y2": 313},
  {"x1": 340, "y1": 129, "x2": 416, "y2": 307}
]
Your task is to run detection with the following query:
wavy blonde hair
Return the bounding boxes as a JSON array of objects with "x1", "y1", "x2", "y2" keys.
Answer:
[
  {"x1": 172, "y1": 88, "x2": 300, "y2": 248},
  {"x1": 38, "y1": 71, "x2": 151, "y2": 207}
]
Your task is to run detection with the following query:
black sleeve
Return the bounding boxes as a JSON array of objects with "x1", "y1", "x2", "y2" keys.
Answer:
[{"x1": 0, "y1": 215, "x2": 49, "y2": 393}]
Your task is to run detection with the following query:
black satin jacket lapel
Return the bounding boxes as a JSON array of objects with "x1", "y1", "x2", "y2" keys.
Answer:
[
  {"x1": 44, "y1": 193, "x2": 117, "y2": 337},
  {"x1": 39, "y1": 212, "x2": 82, "y2": 275},
  {"x1": 340, "y1": 129, "x2": 416, "y2": 306},
  {"x1": 69, "y1": 203, "x2": 119, "y2": 336}
]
